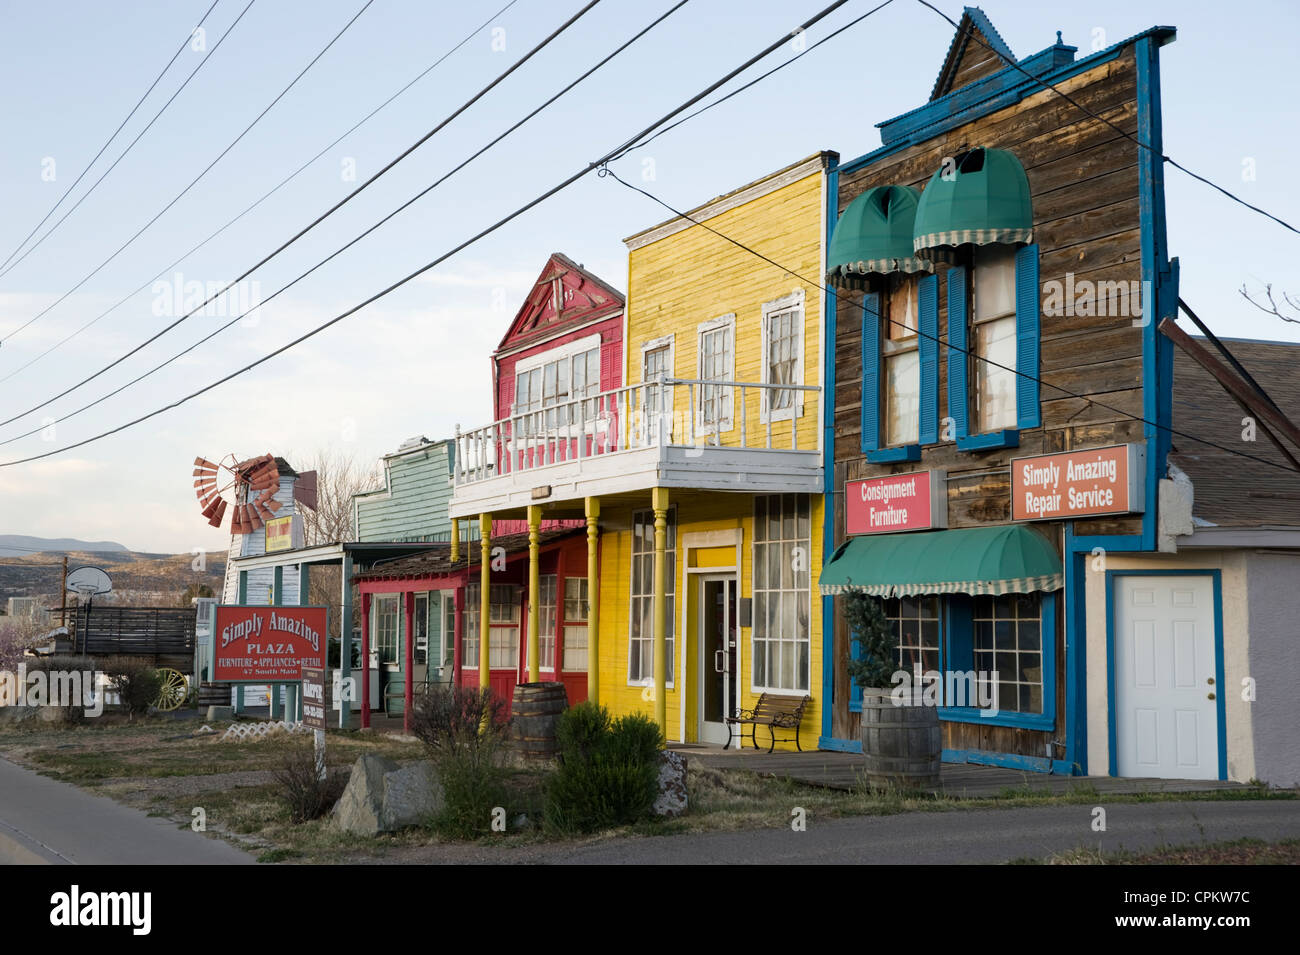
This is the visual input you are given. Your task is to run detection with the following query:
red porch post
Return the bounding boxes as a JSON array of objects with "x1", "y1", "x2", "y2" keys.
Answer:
[
  {"x1": 361, "y1": 591, "x2": 372, "y2": 729},
  {"x1": 404, "y1": 590, "x2": 415, "y2": 733}
]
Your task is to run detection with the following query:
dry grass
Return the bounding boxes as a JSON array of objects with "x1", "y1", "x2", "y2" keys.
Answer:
[{"x1": 1032, "y1": 838, "x2": 1300, "y2": 865}]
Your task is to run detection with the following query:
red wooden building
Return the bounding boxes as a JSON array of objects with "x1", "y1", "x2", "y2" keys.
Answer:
[{"x1": 490, "y1": 253, "x2": 624, "y2": 535}]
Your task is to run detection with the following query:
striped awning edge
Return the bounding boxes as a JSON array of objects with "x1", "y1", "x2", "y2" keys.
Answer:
[
  {"x1": 820, "y1": 572, "x2": 1063, "y2": 598},
  {"x1": 914, "y1": 227, "x2": 1033, "y2": 253}
]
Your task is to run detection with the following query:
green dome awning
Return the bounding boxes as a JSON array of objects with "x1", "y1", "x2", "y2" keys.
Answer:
[
  {"x1": 912, "y1": 147, "x2": 1033, "y2": 259},
  {"x1": 826, "y1": 185, "x2": 932, "y2": 290},
  {"x1": 819, "y1": 525, "x2": 1062, "y2": 597}
]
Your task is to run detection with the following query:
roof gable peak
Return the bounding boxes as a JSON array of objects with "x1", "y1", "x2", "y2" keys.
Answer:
[{"x1": 930, "y1": 6, "x2": 1016, "y2": 101}]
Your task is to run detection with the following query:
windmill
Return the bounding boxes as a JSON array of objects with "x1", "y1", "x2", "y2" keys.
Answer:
[{"x1": 192, "y1": 453, "x2": 283, "y2": 533}]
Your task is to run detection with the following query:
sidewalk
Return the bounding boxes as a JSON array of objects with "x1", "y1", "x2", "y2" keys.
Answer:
[{"x1": 0, "y1": 757, "x2": 254, "y2": 865}]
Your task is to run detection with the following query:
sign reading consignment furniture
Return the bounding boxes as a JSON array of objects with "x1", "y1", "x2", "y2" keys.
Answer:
[
  {"x1": 846, "y1": 470, "x2": 947, "y2": 535},
  {"x1": 213, "y1": 605, "x2": 328, "y2": 682},
  {"x1": 1011, "y1": 443, "x2": 1145, "y2": 521}
]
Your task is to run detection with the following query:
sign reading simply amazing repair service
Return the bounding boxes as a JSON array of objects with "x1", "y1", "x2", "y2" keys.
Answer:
[
  {"x1": 846, "y1": 470, "x2": 947, "y2": 535},
  {"x1": 1011, "y1": 443, "x2": 1145, "y2": 521},
  {"x1": 213, "y1": 605, "x2": 328, "y2": 682}
]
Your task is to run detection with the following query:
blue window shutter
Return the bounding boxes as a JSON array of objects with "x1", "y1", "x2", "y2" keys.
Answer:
[
  {"x1": 1015, "y1": 243, "x2": 1041, "y2": 429},
  {"x1": 860, "y1": 292, "x2": 881, "y2": 452},
  {"x1": 946, "y1": 266, "x2": 969, "y2": 440},
  {"x1": 918, "y1": 273, "x2": 939, "y2": 444}
]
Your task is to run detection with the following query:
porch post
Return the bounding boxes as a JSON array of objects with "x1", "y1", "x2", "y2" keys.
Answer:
[
  {"x1": 450, "y1": 517, "x2": 460, "y2": 564},
  {"x1": 479, "y1": 514, "x2": 492, "y2": 689},
  {"x1": 652, "y1": 486, "x2": 669, "y2": 732},
  {"x1": 585, "y1": 496, "x2": 600, "y2": 703},
  {"x1": 404, "y1": 590, "x2": 414, "y2": 734},
  {"x1": 360, "y1": 591, "x2": 372, "y2": 729},
  {"x1": 527, "y1": 505, "x2": 541, "y2": 683},
  {"x1": 340, "y1": 551, "x2": 353, "y2": 729}
]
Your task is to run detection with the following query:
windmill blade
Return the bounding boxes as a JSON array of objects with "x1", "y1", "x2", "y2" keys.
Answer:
[
  {"x1": 209, "y1": 498, "x2": 228, "y2": 528},
  {"x1": 194, "y1": 457, "x2": 219, "y2": 471},
  {"x1": 293, "y1": 470, "x2": 318, "y2": 511}
]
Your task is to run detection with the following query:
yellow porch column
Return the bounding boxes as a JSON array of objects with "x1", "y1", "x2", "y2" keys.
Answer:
[
  {"x1": 479, "y1": 514, "x2": 492, "y2": 688},
  {"x1": 585, "y1": 496, "x2": 600, "y2": 703},
  {"x1": 450, "y1": 517, "x2": 460, "y2": 563},
  {"x1": 527, "y1": 505, "x2": 541, "y2": 683},
  {"x1": 651, "y1": 487, "x2": 669, "y2": 732}
]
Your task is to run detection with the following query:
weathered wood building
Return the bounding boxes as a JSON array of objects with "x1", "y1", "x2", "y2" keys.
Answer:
[{"x1": 819, "y1": 11, "x2": 1181, "y2": 774}]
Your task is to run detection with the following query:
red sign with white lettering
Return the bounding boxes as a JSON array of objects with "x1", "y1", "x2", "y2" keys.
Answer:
[
  {"x1": 214, "y1": 606, "x2": 328, "y2": 682},
  {"x1": 846, "y1": 471, "x2": 947, "y2": 535},
  {"x1": 1011, "y1": 444, "x2": 1145, "y2": 521}
]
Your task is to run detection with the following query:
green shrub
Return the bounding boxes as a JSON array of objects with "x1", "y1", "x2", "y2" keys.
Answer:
[
  {"x1": 410, "y1": 685, "x2": 510, "y2": 838},
  {"x1": 20, "y1": 655, "x2": 97, "y2": 723},
  {"x1": 101, "y1": 656, "x2": 163, "y2": 717},
  {"x1": 544, "y1": 702, "x2": 665, "y2": 834}
]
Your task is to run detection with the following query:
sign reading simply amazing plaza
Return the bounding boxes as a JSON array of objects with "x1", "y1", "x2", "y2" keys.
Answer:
[
  {"x1": 213, "y1": 605, "x2": 328, "y2": 682},
  {"x1": 1011, "y1": 444, "x2": 1145, "y2": 521},
  {"x1": 846, "y1": 470, "x2": 947, "y2": 535}
]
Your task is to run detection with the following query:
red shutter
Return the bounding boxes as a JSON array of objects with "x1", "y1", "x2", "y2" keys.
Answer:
[{"x1": 601, "y1": 332, "x2": 622, "y2": 390}]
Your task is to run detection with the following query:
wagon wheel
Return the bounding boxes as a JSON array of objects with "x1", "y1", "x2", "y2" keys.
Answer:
[{"x1": 154, "y1": 668, "x2": 188, "y2": 712}]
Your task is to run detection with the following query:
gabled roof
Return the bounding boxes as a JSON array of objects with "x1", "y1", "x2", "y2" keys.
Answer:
[
  {"x1": 494, "y1": 253, "x2": 624, "y2": 355},
  {"x1": 930, "y1": 6, "x2": 1015, "y2": 101},
  {"x1": 1172, "y1": 338, "x2": 1300, "y2": 529}
]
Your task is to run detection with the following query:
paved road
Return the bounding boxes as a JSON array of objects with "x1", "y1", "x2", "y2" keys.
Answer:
[
  {"x1": 402, "y1": 800, "x2": 1300, "y2": 865},
  {"x1": 0, "y1": 757, "x2": 254, "y2": 865}
]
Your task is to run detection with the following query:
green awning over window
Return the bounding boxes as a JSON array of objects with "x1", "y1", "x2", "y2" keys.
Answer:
[
  {"x1": 819, "y1": 525, "x2": 1062, "y2": 597},
  {"x1": 826, "y1": 185, "x2": 931, "y2": 290},
  {"x1": 912, "y1": 147, "x2": 1033, "y2": 259}
]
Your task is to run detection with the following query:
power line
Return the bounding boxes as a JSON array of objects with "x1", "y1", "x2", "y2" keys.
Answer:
[
  {"x1": 0, "y1": 0, "x2": 225, "y2": 275},
  {"x1": 0, "y1": 0, "x2": 520, "y2": 387},
  {"x1": 0, "y1": 0, "x2": 692, "y2": 448},
  {"x1": 0, "y1": 0, "x2": 260, "y2": 297},
  {"x1": 0, "y1": 0, "x2": 603, "y2": 428},
  {"x1": 0, "y1": 0, "x2": 860, "y2": 468},
  {"x1": 0, "y1": 0, "x2": 376, "y2": 347},
  {"x1": 599, "y1": 164, "x2": 1300, "y2": 475},
  {"x1": 914, "y1": 0, "x2": 1300, "y2": 237}
]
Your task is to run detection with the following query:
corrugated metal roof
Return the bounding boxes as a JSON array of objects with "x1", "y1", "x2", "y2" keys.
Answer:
[{"x1": 352, "y1": 528, "x2": 584, "y2": 582}]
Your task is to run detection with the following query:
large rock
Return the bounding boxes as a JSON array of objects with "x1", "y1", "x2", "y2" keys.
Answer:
[
  {"x1": 332, "y1": 754, "x2": 443, "y2": 836},
  {"x1": 653, "y1": 750, "x2": 688, "y2": 817}
]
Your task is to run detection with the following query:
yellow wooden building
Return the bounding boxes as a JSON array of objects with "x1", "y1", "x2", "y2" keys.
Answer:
[{"x1": 448, "y1": 152, "x2": 835, "y2": 750}]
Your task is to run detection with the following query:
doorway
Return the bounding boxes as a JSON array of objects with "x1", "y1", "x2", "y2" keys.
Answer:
[{"x1": 698, "y1": 574, "x2": 738, "y2": 746}]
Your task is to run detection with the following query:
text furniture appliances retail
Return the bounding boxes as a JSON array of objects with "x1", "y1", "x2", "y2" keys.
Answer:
[
  {"x1": 1011, "y1": 444, "x2": 1145, "y2": 521},
  {"x1": 846, "y1": 471, "x2": 947, "y2": 536},
  {"x1": 214, "y1": 605, "x2": 328, "y2": 682}
]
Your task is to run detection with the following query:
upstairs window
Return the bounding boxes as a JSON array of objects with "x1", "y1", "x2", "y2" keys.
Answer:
[
  {"x1": 971, "y1": 246, "x2": 1018, "y2": 433},
  {"x1": 697, "y1": 314, "x2": 735, "y2": 433},
  {"x1": 883, "y1": 275, "x2": 920, "y2": 447},
  {"x1": 514, "y1": 338, "x2": 601, "y2": 434},
  {"x1": 761, "y1": 290, "x2": 805, "y2": 422}
]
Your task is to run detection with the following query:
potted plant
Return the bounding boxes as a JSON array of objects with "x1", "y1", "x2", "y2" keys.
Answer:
[{"x1": 844, "y1": 592, "x2": 941, "y2": 790}]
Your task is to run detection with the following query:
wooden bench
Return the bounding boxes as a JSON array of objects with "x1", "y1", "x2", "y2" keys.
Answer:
[{"x1": 725, "y1": 694, "x2": 811, "y2": 752}]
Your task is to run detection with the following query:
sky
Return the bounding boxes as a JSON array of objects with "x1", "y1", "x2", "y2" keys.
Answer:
[{"x1": 0, "y1": 0, "x2": 1296, "y2": 555}]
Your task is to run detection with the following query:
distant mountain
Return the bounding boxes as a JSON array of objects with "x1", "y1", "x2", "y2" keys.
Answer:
[{"x1": 0, "y1": 534, "x2": 130, "y2": 556}]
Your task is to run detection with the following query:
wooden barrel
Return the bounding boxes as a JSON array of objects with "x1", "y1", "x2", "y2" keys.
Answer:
[
  {"x1": 197, "y1": 682, "x2": 230, "y2": 708},
  {"x1": 510, "y1": 682, "x2": 568, "y2": 760},
  {"x1": 859, "y1": 688, "x2": 942, "y2": 791}
]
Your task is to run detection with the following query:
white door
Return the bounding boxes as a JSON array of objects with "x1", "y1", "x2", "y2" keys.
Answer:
[
  {"x1": 1113, "y1": 575, "x2": 1219, "y2": 780},
  {"x1": 698, "y1": 575, "x2": 738, "y2": 746}
]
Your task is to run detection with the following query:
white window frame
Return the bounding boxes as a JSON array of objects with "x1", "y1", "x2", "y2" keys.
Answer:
[
  {"x1": 511, "y1": 333, "x2": 602, "y2": 440},
  {"x1": 561, "y1": 576, "x2": 589, "y2": 673},
  {"x1": 696, "y1": 313, "x2": 736, "y2": 435},
  {"x1": 882, "y1": 275, "x2": 921, "y2": 448},
  {"x1": 627, "y1": 506, "x2": 676, "y2": 689},
  {"x1": 641, "y1": 334, "x2": 675, "y2": 441},
  {"x1": 759, "y1": 289, "x2": 806, "y2": 424},
  {"x1": 750, "y1": 494, "x2": 812, "y2": 695},
  {"x1": 970, "y1": 247, "x2": 1018, "y2": 434}
]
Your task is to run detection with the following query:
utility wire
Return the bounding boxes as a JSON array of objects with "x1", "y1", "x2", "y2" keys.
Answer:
[
  {"x1": 0, "y1": 0, "x2": 519, "y2": 387},
  {"x1": 0, "y1": 0, "x2": 519, "y2": 386},
  {"x1": 599, "y1": 165, "x2": 1300, "y2": 475},
  {"x1": 0, "y1": 0, "x2": 602, "y2": 427},
  {"x1": 915, "y1": 0, "x2": 1299, "y2": 237},
  {"x1": 0, "y1": 0, "x2": 224, "y2": 275},
  {"x1": 0, "y1": 0, "x2": 375, "y2": 347},
  {"x1": 0, "y1": 0, "x2": 692, "y2": 448},
  {"x1": 0, "y1": 0, "x2": 260, "y2": 298},
  {"x1": 0, "y1": 0, "x2": 860, "y2": 468}
]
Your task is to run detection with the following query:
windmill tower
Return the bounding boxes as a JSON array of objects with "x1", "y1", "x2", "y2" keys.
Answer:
[{"x1": 191, "y1": 453, "x2": 317, "y2": 604}]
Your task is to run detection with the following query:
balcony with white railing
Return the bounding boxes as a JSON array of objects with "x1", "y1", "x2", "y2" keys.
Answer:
[{"x1": 448, "y1": 378, "x2": 822, "y2": 518}]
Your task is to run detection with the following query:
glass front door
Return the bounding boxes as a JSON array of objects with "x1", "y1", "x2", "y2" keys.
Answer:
[{"x1": 699, "y1": 575, "x2": 738, "y2": 746}]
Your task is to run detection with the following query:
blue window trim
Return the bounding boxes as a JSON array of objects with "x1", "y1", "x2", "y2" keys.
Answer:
[
  {"x1": 849, "y1": 591, "x2": 1057, "y2": 731},
  {"x1": 1104, "y1": 569, "x2": 1227, "y2": 781},
  {"x1": 866, "y1": 445, "x2": 920, "y2": 463},
  {"x1": 955, "y1": 429, "x2": 1019, "y2": 451}
]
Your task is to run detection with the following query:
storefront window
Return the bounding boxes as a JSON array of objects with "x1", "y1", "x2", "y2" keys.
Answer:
[
  {"x1": 972, "y1": 593, "x2": 1043, "y2": 714},
  {"x1": 373, "y1": 595, "x2": 399, "y2": 664},
  {"x1": 563, "y1": 577, "x2": 588, "y2": 672},
  {"x1": 882, "y1": 595, "x2": 940, "y2": 673},
  {"x1": 629, "y1": 508, "x2": 675, "y2": 684},
  {"x1": 752, "y1": 494, "x2": 811, "y2": 692}
]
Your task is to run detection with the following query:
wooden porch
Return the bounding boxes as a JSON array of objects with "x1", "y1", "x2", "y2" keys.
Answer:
[{"x1": 670, "y1": 745, "x2": 1251, "y2": 798}]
